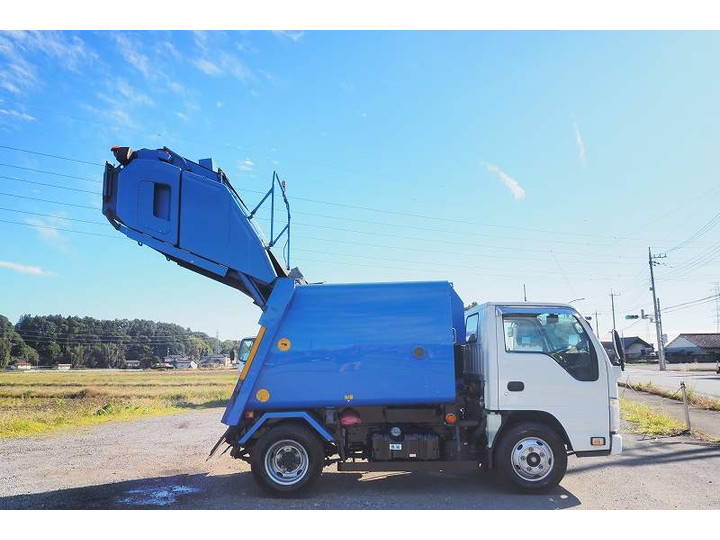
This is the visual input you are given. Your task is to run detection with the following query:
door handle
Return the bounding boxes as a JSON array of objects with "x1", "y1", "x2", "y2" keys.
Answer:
[{"x1": 507, "y1": 381, "x2": 524, "y2": 392}]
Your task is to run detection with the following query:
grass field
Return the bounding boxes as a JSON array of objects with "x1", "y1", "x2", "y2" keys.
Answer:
[{"x1": 0, "y1": 370, "x2": 238, "y2": 438}]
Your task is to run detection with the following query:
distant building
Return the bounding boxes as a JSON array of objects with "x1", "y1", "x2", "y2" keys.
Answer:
[
  {"x1": 665, "y1": 333, "x2": 720, "y2": 363},
  {"x1": 124, "y1": 360, "x2": 142, "y2": 369},
  {"x1": 162, "y1": 354, "x2": 198, "y2": 370},
  {"x1": 173, "y1": 359, "x2": 198, "y2": 370},
  {"x1": 601, "y1": 337, "x2": 654, "y2": 362},
  {"x1": 56, "y1": 363, "x2": 72, "y2": 371},
  {"x1": 200, "y1": 354, "x2": 232, "y2": 368},
  {"x1": 15, "y1": 361, "x2": 32, "y2": 371}
]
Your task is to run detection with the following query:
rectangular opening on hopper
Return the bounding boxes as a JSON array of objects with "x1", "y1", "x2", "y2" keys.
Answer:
[{"x1": 153, "y1": 183, "x2": 171, "y2": 220}]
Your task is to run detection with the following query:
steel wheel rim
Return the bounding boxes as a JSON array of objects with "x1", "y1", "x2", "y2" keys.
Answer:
[
  {"x1": 510, "y1": 437, "x2": 554, "y2": 482},
  {"x1": 264, "y1": 439, "x2": 309, "y2": 486}
]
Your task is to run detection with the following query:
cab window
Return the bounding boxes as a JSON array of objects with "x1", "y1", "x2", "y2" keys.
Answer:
[
  {"x1": 465, "y1": 313, "x2": 479, "y2": 342},
  {"x1": 502, "y1": 312, "x2": 598, "y2": 381}
]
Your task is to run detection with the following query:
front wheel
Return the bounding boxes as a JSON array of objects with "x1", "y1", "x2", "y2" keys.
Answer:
[
  {"x1": 250, "y1": 423, "x2": 324, "y2": 496},
  {"x1": 494, "y1": 422, "x2": 567, "y2": 491}
]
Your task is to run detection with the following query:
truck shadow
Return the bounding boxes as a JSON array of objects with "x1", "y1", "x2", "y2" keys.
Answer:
[
  {"x1": 568, "y1": 438, "x2": 720, "y2": 476},
  {"x1": 0, "y1": 470, "x2": 580, "y2": 510}
]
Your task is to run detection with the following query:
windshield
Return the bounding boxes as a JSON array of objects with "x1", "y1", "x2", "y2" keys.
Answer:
[
  {"x1": 237, "y1": 338, "x2": 255, "y2": 364},
  {"x1": 502, "y1": 312, "x2": 598, "y2": 381}
]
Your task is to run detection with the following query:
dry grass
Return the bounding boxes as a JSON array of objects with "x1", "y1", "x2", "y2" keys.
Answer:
[
  {"x1": 0, "y1": 370, "x2": 238, "y2": 438},
  {"x1": 622, "y1": 381, "x2": 720, "y2": 411},
  {"x1": 620, "y1": 398, "x2": 687, "y2": 436}
]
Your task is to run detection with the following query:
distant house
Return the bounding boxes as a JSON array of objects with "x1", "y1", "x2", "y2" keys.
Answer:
[
  {"x1": 665, "y1": 333, "x2": 720, "y2": 363},
  {"x1": 162, "y1": 354, "x2": 198, "y2": 370},
  {"x1": 15, "y1": 361, "x2": 33, "y2": 371},
  {"x1": 601, "y1": 337, "x2": 654, "y2": 362},
  {"x1": 200, "y1": 354, "x2": 231, "y2": 368},
  {"x1": 56, "y1": 363, "x2": 72, "y2": 371},
  {"x1": 124, "y1": 360, "x2": 142, "y2": 369},
  {"x1": 173, "y1": 359, "x2": 198, "y2": 370}
]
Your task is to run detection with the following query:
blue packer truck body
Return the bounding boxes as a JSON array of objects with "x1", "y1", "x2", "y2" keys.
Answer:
[{"x1": 103, "y1": 147, "x2": 623, "y2": 495}]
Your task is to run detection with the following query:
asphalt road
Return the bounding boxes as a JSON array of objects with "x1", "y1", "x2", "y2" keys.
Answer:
[
  {"x1": 621, "y1": 366, "x2": 720, "y2": 398},
  {"x1": 1, "y1": 408, "x2": 718, "y2": 510}
]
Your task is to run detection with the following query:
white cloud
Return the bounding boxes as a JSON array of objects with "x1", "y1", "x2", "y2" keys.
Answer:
[
  {"x1": 0, "y1": 108, "x2": 35, "y2": 121},
  {"x1": 485, "y1": 162, "x2": 526, "y2": 200},
  {"x1": 25, "y1": 216, "x2": 69, "y2": 246},
  {"x1": 115, "y1": 79, "x2": 153, "y2": 105},
  {"x1": 175, "y1": 111, "x2": 189, "y2": 121},
  {"x1": 0, "y1": 31, "x2": 95, "y2": 94},
  {"x1": 194, "y1": 58, "x2": 222, "y2": 76},
  {"x1": 112, "y1": 33, "x2": 152, "y2": 79},
  {"x1": 272, "y1": 31, "x2": 304, "y2": 42},
  {"x1": 0, "y1": 260, "x2": 51, "y2": 276},
  {"x1": 573, "y1": 121, "x2": 587, "y2": 166},
  {"x1": 239, "y1": 158, "x2": 255, "y2": 171}
]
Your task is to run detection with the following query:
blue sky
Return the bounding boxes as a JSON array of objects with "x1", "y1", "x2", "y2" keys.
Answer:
[{"x1": 1, "y1": 30, "x2": 720, "y2": 344}]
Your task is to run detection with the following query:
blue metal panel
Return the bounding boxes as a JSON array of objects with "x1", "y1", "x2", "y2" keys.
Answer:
[
  {"x1": 238, "y1": 411, "x2": 335, "y2": 444},
  {"x1": 243, "y1": 281, "x2": 461, "y2": 411},
  {"x1": 221, "y1": 279, "x2": 298, "y2": 426},
  {"x1": 103, "y1": 147, "x2": 280, "y2": 306}
]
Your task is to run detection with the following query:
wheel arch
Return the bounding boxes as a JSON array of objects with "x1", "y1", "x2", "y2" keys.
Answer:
[
  {"x1": 494, "y1": 410, "x2": 573, "y2": 452},
  {"x1": 238, "y1": 411, "x2": 334, "y2": 446}
]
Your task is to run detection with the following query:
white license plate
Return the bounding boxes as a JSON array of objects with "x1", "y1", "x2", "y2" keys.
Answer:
[{"x1": 389, "y1": 443, "x2": 402, "y2": 451}]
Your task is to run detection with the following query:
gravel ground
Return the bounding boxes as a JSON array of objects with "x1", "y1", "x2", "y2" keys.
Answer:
[{"x1": 1, "y1": 408, "x2": 718, "y2": 510}]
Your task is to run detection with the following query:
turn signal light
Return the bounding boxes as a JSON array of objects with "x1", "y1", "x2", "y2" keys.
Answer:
[
  {"x1": 591, "y1": 437, "x2": 606, "y2": 446},
  {"x1": 445, "y1": 413, "x2": 457, "y2": 425}
]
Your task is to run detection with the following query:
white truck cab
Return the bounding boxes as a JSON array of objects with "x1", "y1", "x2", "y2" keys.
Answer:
[{"x1": 465, "y1": 302, "x2": 622, "y2": 488}]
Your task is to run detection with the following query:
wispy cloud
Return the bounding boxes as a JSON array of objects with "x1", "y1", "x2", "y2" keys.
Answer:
[
  {"x1": 239, "y1": 158, "x2": 255, "y2": 171},
  {"x1": 114, "y1": 79, "x2": 153, "y2": 105},
  {"x1": 0, "y1": 31, "x2": 95, "y2": 94},
  {"x1": 25, "y1": 216, "x2": 69, "y2": 246},
  {"x1": 112, "y1": 33, "x2": 152, "y2": 79},
  {"x1": 0, "y1": 108, "x2": 35, "y2": 121},
  {"x1": 194, "y1": 58, "x2": 222, "y2": 76},
  {"x1": 485, "y1": 162, "x2": 526, "y2": 200},
  {"x1": 0, "y1": 260, "x2": 51, "y2": 276},
  {"x1": 573, "y1": 120, "x2": 587, "y2": 166},
  {"x1": 272, "y1": 31, "x2": 304, "y2": 42},
  {"x1": 191, "y1": 31, "x2": 255, "y2": 83}
]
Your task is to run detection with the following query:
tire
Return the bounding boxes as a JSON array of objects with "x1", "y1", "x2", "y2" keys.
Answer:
[
  {"x1": 250, "y1": 423, "x2": 324, "y2": 496},
  {"x1": 494, "y1": 422, "x2": 567, "y2": 492}
]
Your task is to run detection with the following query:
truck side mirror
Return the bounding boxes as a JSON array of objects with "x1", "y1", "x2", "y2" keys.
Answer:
[
  {"x1": 467, "y1": 333, "x2": 477, "y2": 344},
  {"x1": 611, "y1": 330, "x2": 625, "y2": 371}
]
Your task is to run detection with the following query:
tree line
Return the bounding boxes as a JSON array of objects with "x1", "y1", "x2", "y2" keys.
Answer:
[{"x1": 0, "y1": 314, "x2": 238, "y2": 369}]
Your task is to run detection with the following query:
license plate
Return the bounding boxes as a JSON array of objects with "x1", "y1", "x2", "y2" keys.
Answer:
[{"x1": 389, "y1": 443, "x2": 402, "y2": 451}]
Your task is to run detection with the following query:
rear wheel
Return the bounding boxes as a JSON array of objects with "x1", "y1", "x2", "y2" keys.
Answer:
[
  {"x1": 495, "y1": 422, "x2": 567, "y2": 491},
  {"x1": 250, "y1": 423, "x2": 324, "y2": 496}
]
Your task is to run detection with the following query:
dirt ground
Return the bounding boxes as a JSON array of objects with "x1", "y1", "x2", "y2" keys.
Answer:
[{"x1": 1, "y1": 407, "x2": 718, "y2": 510}]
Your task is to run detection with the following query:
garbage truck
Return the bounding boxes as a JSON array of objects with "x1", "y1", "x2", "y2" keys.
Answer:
[{"x1": 102, "y1": 146, "x2": 624, "y2": 495}]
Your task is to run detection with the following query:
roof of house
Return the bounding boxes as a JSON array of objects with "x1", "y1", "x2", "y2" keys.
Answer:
[
  {"x1": 601, "y1": 337, "x2": 652, "y2": 349},
  {"x1": 668, "y1": 333, "x2": 720, "y2": 349}
]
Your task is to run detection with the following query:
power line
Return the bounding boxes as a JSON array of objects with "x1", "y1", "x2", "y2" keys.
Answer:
[
  {"x1": 0, "y1": 217, "x2": 118, "y2": 238},
  {"x1": 0, "y1": 162, "x2": 99, "y2": 183},
  {"x1": 0, "y1": 191, "x2": 98, "y2": 210},
  {"x1": 0, "y1": 207, "x2": 106, "y2": 225},
  {"x1": 0, "y1": 174, "x2": 101, "y2": 195},
  {"x1": 0, "y1": 144, "x2": 103, "y2": 167}
]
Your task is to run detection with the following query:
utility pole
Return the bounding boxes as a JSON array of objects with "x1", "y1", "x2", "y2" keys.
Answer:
[
  {"x1": 609, "y1": 290, "x2": 620, "y2": 332},
  {"x1": 648, "y1": 247, "x2": 667, "y2": 371},
  {"x1": 593, "y1": 311, "x2": 600, "y2": 337},
  {"x1": 523, "y1": 284, "x2": 527, "y2": 302},
  {"x1": 713, "y1": 282, "x2": 720, "y2": 333}
]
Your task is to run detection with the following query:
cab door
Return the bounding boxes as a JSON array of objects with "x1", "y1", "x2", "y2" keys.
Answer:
[{"x1": 494, "y1": 306, "x2": 609, "y2": 453}]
